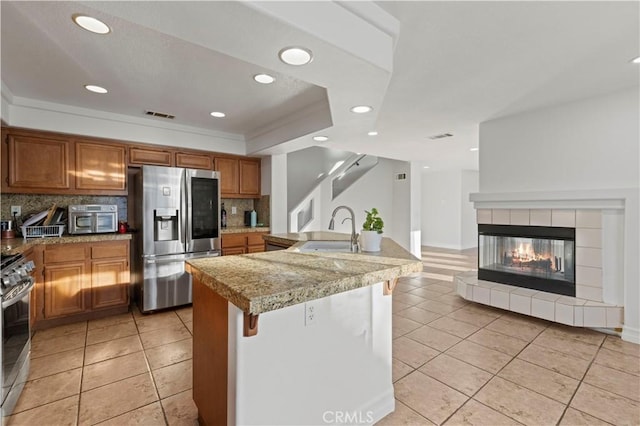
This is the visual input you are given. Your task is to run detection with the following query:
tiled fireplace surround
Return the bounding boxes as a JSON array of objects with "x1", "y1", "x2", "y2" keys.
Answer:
[{"x1": 455, "y1": 207, "x2": 625, "y2": 331}]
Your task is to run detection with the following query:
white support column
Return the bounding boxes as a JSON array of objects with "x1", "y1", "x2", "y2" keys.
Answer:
[
  {"x1": 409, "y1": 161, "x2": 422, "y2": 258},
  {"x1": 269, "y1": 154, "x2": 288, "y2": 234}
]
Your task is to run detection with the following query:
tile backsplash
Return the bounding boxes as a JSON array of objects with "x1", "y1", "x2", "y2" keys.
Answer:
[
  {"x1": 1, "y1": 194, "x2": 127, "y2": 224},
  {"x1": 221, "y1": 196, "x2": 270, "y2": 228}
]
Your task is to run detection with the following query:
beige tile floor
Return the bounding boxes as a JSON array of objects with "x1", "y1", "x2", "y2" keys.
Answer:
[{"x1": 5, "y1": 246, "x2": 640, "y2": 425}]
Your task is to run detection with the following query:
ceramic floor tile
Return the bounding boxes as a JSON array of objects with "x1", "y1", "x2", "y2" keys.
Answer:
[
  {"x1": 570, "y1": 383, "x2": 640, "y2": 425},
  {"x1": 593, "y1": 347, "x2": 640, "y2": 376},
  {"x1": 428, "y1": 316, "x2": 481, "y2": 339},
  {"x1": 134, "y1": 311, "x2": 182, "y2": 334},
  {"x1": 416, "y1": 300, "x2": 462, "y2": 315},
  {"x1": 377, "y1": 400, "x2": 435, "y2": 426},
  {"x1": 446, "y1": 340, "x2": 513, "y2": 374},
  {"x1": 393, "y1": 300, "x2": 412, "y2": 312},
  {"x1": 78, "y1": 372, "x2": 158, "y2": 425},
  {"x1": 425, "y1": 283, "x2": 455, "y2": 294},
  {"x1": 31, "y1": 331, "x2": 86, "y2": 358},
  {"x1": 175, "y1": 307, "x2": 193, "y2": 323},
  {"x1": 601, "y1": 335, "x2": 640, "y2": 358},
  {"x1": 13, "y1": 368, "x2": 82, "y2": 413},
  {"x1": 86, "y1": 321, "x2": 139, "y2": 345},
  {"x1": 96, "y1": 402, "x2": 165, "y2": 426},
  {"x1": 87, "y1": 312, "x2": 134, "y2": 330},
  {"x1": 419, "y1": 354, "x2": 492, "y2": 396},
  {"x1": 394, "y1": 371, "x2": 469, "y2": 425},
  {"x1": 152, "y1": 359, "x2": 193, "y2": 399},
  {"x1": 82, "y1": 351, "x2": 149, "y2": 391},
  {"x1": 409, "y1": 287, "x2": 448, "y2": 300},
  {"x1": 443, "y1": 399, "x2": 522, "y2": 426},
  {"x1": 474, "y1": 376, "x2": 566, "y2": 426},
  {"x1": 32, "y1": 322, "x2": 87, "y2": 341},
  {"x1": 484, "y1": 316, "x2": 547, "y2": 342},
  {"x1": 437, "y1": 294, "x2": 470, "y2": 308},
  {"x1": 393, "y1": 358, "x2": 415, "y2": 383},
  {"x1": 145, "y1": 338, "x2": 193, "y2": 371},
  {"x1": 532, "y1": 330, "x2": 599, "y2": 361},
  {"x1": 498, "y1": 358, "x2": 579, "y2": 404},
  {"x1": 559, "y1": 407, "x2": 613, "y2": 425},
  {"x1": 395, "y1": 306, "x2": 442, "y2": 325},
  {"x1": 139, "y1": 323, "x2": 191, "y2": 349},
  {"x1": 517, "y1": 343, "x2": 591, "y2": 380},
  {"x1": 84, "y1": 334, "x2": 143, "y2": 365},
  {"x1": 446, "y1": 307, "x2": 499, "y2": 327},
  {"x1": 161, "y1": 389, "x2": 199, "y2": 426},
  {"x1": 394, "y1": 282, "x2": 420, "y2": 293},
  {"x1": 543, "y1": 324, "x2": 606, "y2": 346},
  {"x1": 460, "y1": 303, "x2": 504, "y2": 318},
  {"x1": 183, "y1": 321, "x2": 193, "y2": 334},
  {"x1": 583, "y1": 363, "x2": 640, "y2": 402},
  {"x1": 4, "y1": 395, "x2": 79, "y2": 426},
  {"x1": 28, "y1": 347, "x2": 84, "y2": 381},
  {"x1": 393, "y1": 315, "x2": 423, "y2": 337},
  {"x1": 394, "y1": 292, "x2": 428, "y2": 306},
  {"x1": 406, "y1": 325, "x2": 462, "y2": 352},
  {"x1": 467, "y1": 328, "x2": 528, "y2": 356},
  {"x1": 392, "y1": 336, "x2": 440, "y2": 369}
]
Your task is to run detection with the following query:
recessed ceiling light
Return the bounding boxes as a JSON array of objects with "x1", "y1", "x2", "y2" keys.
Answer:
[
  {"x1": 210, "y1": 111, "x2": 226, "y2": 118},
  {"x1": 72, "y1": 14, "x2": 110, "y2": 34},
  {"x1": 470, "y1": 147, "x2": 479, "y2": 152},
  {"x1": 253, "y1": 73, "x2": 275, "y2": 84},
  {"x1": 313, "y1": 136, "x2": 329, "y2": 142},
  {"x1": 279, "y1": 47, "x2": 313, "y2": 66},
  {"x1": 367, "y1": 131, "x2": 378, "y2": 136},
  {"x1": 631, "y1": 56, "x2": 640, "y2": 64},
  {"x1": 84, "y1": 84, "x2": 108, "y2": 94},
  {"x1": 423, "y1": 166, "x2": 430, "y2": 169},
  {"x1": 350, "y1": 105, "x2": 372, "y2": 114}
]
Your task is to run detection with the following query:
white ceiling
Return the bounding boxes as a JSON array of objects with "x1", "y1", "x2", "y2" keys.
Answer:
[{"x1": 2, "y1": 1, "x2": 638, "y2": 171}]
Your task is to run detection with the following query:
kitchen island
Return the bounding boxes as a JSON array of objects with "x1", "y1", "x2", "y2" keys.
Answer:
[{"x1": 185, "y1": 233, "x2": 422, "y2": 426}]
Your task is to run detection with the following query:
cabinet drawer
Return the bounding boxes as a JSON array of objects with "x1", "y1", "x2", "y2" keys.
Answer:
[
  {"x1": 247, "y1": 233, "x2": 265, "y2": 246},
  {"x1": 44, "y1": 244, "x2": 87, "y2": 263},
  {"x1": 221, "y1": 234, "x2": 246, "y2": 248},
  {"x1": 92, "y1": 242, "x2": 128, "y2": 259}
]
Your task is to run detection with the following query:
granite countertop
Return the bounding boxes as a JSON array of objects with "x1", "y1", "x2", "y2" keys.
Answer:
[
  {"x1": 221, "y1": 226, "x2": 270, "y2": 234},
  {"x1": 186, "y1": 233, "x2": 422, "y2": 315},
  {"x1": 263, "y1": 231, "x2": 350, "y2": 247},
  {"x1": 1, "y1": 233, "x2": 133, "y2": 255}
]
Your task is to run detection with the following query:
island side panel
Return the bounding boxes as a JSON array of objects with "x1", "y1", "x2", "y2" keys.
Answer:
[{"x1": 193, "y1": 277, "x2": 228, "y2": 426}]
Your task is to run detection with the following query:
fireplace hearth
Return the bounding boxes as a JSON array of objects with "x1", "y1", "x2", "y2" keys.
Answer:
[{"x1": 478, "y1": 224, "x2": 576, "y2": 297}]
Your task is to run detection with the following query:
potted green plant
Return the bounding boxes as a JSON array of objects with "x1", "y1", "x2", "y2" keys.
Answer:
[{"x1": 360, "y1": 208, "x2": 384, "y2": 252}]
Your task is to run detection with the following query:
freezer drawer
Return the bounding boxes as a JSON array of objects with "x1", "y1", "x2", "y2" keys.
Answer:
[{"x1": 140, "y1": 252, "x2": 219, "y2": 313}]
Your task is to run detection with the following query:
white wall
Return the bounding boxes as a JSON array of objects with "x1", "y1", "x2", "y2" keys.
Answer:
[
  {"x1": 461, "y1": 170, "x2": 479, "y2": 249},
  {"x1": 479, "y1": 88, "x2": 639, "y2": 193}
]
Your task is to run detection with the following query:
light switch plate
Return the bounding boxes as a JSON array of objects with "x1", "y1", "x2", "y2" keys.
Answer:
[{"x1": 231, "y1": 206, "x2": 237, "y2": 215}]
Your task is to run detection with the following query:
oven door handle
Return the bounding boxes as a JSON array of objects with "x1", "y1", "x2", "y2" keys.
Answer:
[{"x1": 2, "y1": 278, "x2": 35, "y2": 309}]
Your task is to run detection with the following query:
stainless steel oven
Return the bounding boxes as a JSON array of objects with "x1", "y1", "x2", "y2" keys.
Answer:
[
  {"x1": 1, "y1": 254, "x2": 35, "y2": 420},
  {"x1": 68, "y1": 204, "x2": 118, "y2": 234}
]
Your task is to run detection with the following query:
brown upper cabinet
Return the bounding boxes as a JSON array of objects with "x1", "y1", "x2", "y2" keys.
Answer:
[
  {"x1": 129, "y1": 146, "x2": 173, "y2": 167},
  {"x1": 176, "y1": 151, "x2": 213, "y2": 170},
  {"x1": 215, "y1": 156, "x2": 260, "y2": 198},
  {"x1": 75, "y1": 140, "x2": 127, "y2": 194},
  {"x1": 3, "y1": 130, "x2": 71, "y2": 192}
]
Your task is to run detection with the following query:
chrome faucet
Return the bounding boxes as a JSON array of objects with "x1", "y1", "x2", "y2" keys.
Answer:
[{"x1": 328, "y1": 205, "x2": 359, "y2": 252}]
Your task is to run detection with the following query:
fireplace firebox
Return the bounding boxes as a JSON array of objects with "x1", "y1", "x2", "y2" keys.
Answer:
[{"x1": 478, "y1": 225, "x2": 576, "y2": 297}]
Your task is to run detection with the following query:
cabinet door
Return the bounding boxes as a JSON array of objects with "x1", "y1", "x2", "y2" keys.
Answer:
[
  {"x1": 247, "y1": 245, "x2": 264, "y2": 253},
  {"x1": 75, "y1": 141, "x2": 127, "y2": 192},
  {"x1": 239, "y1": 159, "x2": 260, "y2": 196},
  {"x1": 129, "y1": 146, "x2": 173, "y2": 166},
  {"x1": 44, "y1": 262, "x2": 88, "y2": 318},
  {"x1": 215, "y1": 157, "x2": 239, "y2": 196},
  {"x1": 91, "y1": 258, "x2": 129, "y2": 310},
  {"x1": 176, "y1": 152, "x2": 213, "y2": 170},
  {"x1": 7, "y1": 134, "x2": 70, "y2": 191},
  {"x1": 222, "y1": 247, "x2": 246, "y2": 256}
]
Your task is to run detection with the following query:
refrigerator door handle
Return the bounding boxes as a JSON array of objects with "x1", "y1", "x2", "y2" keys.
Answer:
[{"x1": 181, "y1": 169, "x2": 189, "y2": 252}]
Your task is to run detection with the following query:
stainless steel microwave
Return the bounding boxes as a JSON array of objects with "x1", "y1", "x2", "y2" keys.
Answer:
[{"x1": 68, "y1": 205, "x2": 118, "y2": 234}]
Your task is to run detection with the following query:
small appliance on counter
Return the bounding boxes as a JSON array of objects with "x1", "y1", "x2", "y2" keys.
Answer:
[
  {"x1": 244, "y1": 210, "x2": 257, "y2": 227},
  {"x1": 68, "y1": 204, "x2": 117, "y2": 234},
  {"x1": 1, "y1": 220, "x2": 15, "y2": 239}
]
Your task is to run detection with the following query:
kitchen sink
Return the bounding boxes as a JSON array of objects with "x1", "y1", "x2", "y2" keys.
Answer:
[{"x1": 297, "y1": 240, "x2": 353, "y2": 253}]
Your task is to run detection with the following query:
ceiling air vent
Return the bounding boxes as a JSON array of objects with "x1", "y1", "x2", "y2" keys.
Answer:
[
  {"x1": 145, "y1": 110, "x2": 175, "y2": 119},
  {"x1": 428, "y1": 132, "x2": 453, "y2": 140}
]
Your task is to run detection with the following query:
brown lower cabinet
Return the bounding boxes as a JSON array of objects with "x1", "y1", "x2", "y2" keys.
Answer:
[
  {"x1": 35, "y1": 240, "x2": 130, "y2": 328},
  {"x1": 221, "y1": 232, "x2": 267, "y2": 256}
]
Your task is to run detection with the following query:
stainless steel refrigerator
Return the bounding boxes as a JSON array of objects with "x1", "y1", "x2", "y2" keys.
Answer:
[{"x1": 134, "y1": 165, "x2": 221, "y2": 313}]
